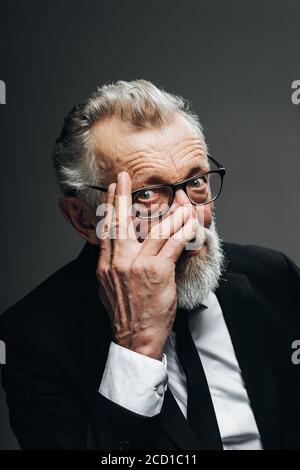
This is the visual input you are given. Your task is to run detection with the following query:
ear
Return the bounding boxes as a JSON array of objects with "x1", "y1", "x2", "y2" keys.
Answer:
[{"x1": 59, "y1": 196, "x2": 99, "y2": 245}]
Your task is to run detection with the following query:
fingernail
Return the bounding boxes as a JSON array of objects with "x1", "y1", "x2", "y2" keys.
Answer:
[
  {"x1": 108, "y1": 182, "x2": 116, "y2": 192},
  {"x1": 118, "y1": 171, "x2": 128, "y2": 182}
]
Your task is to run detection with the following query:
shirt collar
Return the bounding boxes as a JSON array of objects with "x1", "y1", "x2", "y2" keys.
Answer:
[{"x1": 201, "y1": 295, "x2": 209, "y2": 309}]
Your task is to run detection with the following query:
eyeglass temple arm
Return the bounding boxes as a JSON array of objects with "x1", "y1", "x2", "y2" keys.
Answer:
[
  {"x1": 88, "y1": 184, "x2": 108, "y2": 192},
  {"x1": 207, "y1": 154, "x2": 224, "y2": 169}
]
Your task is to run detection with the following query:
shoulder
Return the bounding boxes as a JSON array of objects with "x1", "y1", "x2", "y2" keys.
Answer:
[
  {"x1": 222, "y1": 241, "x2": 300, "y2": 289},
  {"x1": 223, "y1": 241, "x2": 287, "y2": 269},
  {"x1": 0, "y1": 243, "x2": 105, "y2": 391},
  {"x1": 0, "y1": 243, "x2": 99, "y2": 344}
]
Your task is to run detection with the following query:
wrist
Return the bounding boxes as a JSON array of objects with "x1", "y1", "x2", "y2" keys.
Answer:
[
  {"x1": 128, "y1": 344, "x2": 164, "y2": 361},
  {"x1": 115, "y1": 333, "x2": 166, "y2": 361}
]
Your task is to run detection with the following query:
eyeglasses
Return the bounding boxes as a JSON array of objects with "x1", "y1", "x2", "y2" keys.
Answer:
[{"x1": 87, "y1": 154, "x2": 225, "y2": 219}]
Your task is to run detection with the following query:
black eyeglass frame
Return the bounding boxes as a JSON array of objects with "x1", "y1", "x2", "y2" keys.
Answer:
[{"x1": 87, "y1": 154, "x2": 225, "y2": 217}]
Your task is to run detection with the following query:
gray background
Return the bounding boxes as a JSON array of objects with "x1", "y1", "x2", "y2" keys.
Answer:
[{"x1": 0, "y1": 0, "x2": 299, "y2": 450}]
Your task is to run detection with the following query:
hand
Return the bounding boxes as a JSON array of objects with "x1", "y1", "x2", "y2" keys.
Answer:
[{"x1": 96, "y1": 171, "x2": 198, "y2": 360}]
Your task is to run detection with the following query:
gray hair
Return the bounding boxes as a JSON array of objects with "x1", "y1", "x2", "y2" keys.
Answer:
[{"x1": 52, "y1": 79, "x2": 207, "y2": 210}]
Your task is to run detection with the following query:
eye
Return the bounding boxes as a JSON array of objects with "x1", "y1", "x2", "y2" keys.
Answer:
[
  {"x1": 133, "y1": 188, "x2": 160, "y2": 204},
  {"x1": 190, "y1": 176, "x2": 206, "y2": 188},
  {"x1": 138, "y1": 190, "x2": 155, "y2": 200},
  {"x1": 138, "y1": 189, "x2": 154, "y2": 201}
]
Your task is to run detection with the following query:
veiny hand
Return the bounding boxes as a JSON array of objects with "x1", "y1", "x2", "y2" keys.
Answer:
[{"x1": 96, "y1": 171, "x2": 198, "y2": 360}]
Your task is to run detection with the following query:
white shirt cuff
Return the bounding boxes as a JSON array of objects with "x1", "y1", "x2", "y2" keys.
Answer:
[{"x1": 99, "y1": 341, "x2": 168, "y2": 417}]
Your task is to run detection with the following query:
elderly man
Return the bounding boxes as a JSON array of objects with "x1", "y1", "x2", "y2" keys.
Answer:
[{"x1": 0, "y1": 80, "x2": 299, "y2": 450}]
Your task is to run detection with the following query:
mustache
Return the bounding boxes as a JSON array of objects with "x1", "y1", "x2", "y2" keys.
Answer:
[{"x1": 184, "y1": 221, "x2": 214, "y2": 251}]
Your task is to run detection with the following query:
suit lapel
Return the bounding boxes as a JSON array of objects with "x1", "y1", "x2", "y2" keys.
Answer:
[
  {"x1": 215, "y1": 270, "x2": 282, "y2": 449},
  {"x1": 160, "y1": 388, "x2": 200, "y2": 449}
]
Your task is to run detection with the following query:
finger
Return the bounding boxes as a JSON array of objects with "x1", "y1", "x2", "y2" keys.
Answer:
[
  {"x1": 114, "y1": 171, "x2": 133, "y2": 242},
  {"x1": 97, "y1": 182, "x2": 116, "y2": 266},
  {"x1": 140, "y1": 205, "x2": 192, "y2": 257},
  {"x1": 158, "y1": 216, "x2": 199, "y2": 262}
]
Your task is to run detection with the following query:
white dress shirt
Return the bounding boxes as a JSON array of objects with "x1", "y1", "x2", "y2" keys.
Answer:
[{"x1": 99, "y1": 291, "x2": 263, "y2": 450}]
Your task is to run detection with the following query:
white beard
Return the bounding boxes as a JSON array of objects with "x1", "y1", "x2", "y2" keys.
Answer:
[{"x1": 175, "y1": 218, "x2": 225, "y2": 311}]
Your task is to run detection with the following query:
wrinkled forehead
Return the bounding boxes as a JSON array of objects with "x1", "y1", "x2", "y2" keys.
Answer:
[{"x1": 90, "y1": 114, "x2": 208, "y2": 186}]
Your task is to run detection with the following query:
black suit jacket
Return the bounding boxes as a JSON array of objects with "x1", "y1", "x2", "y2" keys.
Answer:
[{"x1": 0, "y1": 242, "x2": 300, "y2": 449}]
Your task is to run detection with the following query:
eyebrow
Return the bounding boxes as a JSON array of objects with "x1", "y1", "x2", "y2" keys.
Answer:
[{"x1": 134, "y1": 164, "x2": 210, "y2": 189}]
